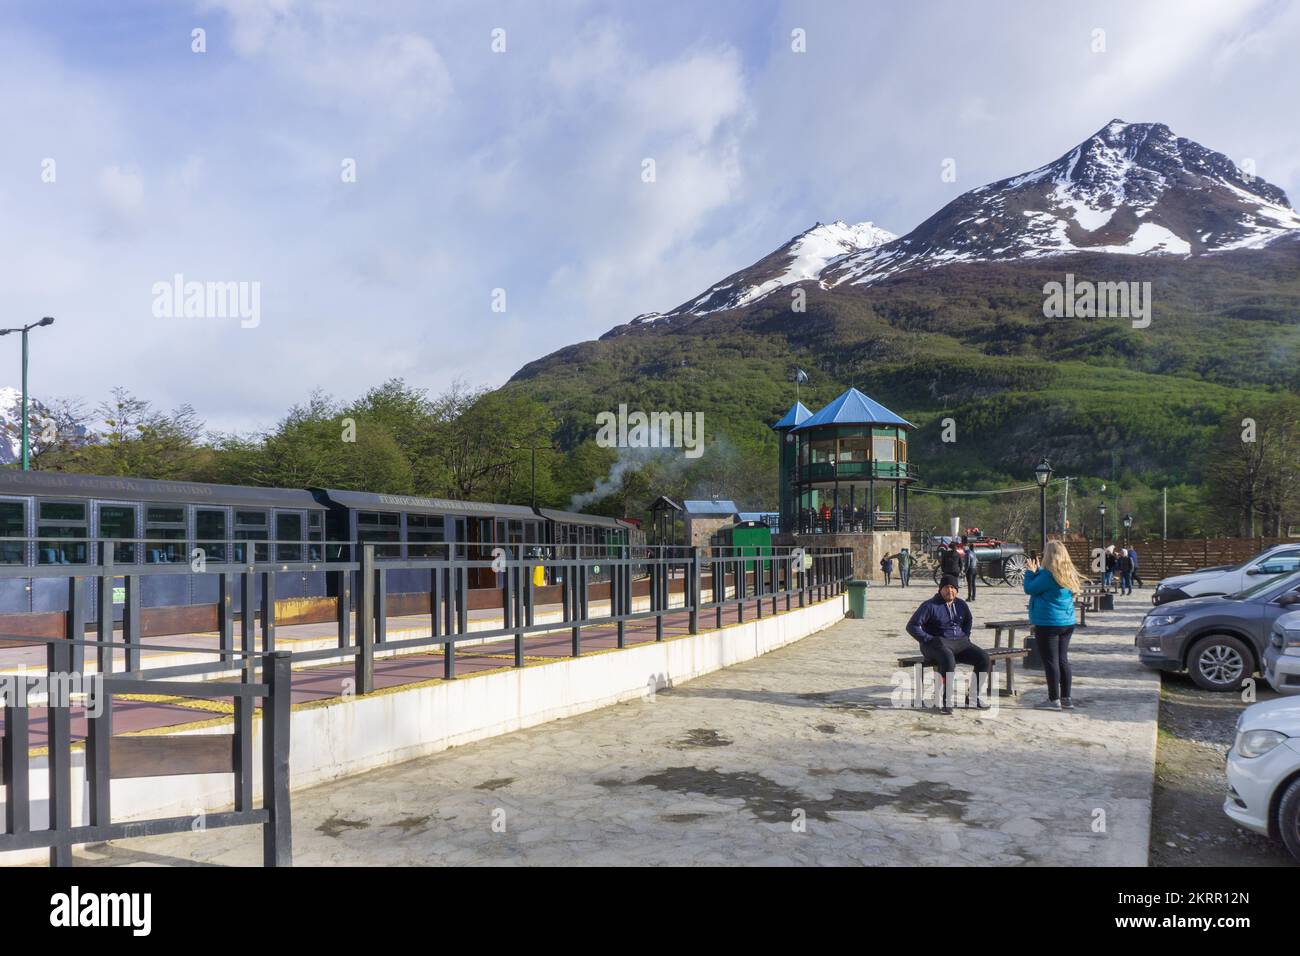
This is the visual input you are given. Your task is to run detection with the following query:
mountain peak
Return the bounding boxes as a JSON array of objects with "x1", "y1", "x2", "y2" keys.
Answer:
[{"x1": 823, "y1": 120, "x2": 1300, "y2": 287}]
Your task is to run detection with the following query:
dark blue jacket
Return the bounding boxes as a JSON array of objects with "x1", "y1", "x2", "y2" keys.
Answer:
[{"x1": 906, "y1": 594, "x2": 973, "y2": 644}]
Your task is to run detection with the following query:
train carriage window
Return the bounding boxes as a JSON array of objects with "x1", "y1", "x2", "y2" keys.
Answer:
[
  {"x1": 234, "y1": 509, "x2": 269, "y2": 563},
  {"x1": 99, "y1": 504, "x2": 138, "y2": 563},
  {"x1": 308, "y1": 511, "x2": 324, "y2": 561},
  {"x1": 196, "y1": 509, "x2": 227, "y2": 562},
  {"x1": 0, "y1": 500, "x2": 25, "y2": 565},
  {"x1": 357, "y1": 510, "x2": 400, "y2": 559},
  {"x1": 144, "y1": 505, "x2": 185, "y2": 563},
  {"x1": 275, "y1": 512, "x2": 304, "y2": 562},
  {"x1": 407, "y1": 513, "x2": 445, "y2": 558},
  {"x1": 38, "y1": 501, "x2": 88, "y2": 565}
]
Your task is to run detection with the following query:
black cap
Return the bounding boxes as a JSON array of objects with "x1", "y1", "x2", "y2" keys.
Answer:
[{"x1": 939, "y1": 574, "x2": 960, "y2": 589}]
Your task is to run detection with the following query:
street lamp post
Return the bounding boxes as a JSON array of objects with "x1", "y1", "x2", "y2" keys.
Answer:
[
  {"x1": 0, "y1": 317, "x2": 55, "y2": 470},
  {"x1": 1034, "y1": 458, "x2": 1053, "y2": 556},
  {"x1": 1098, "y1": 501, "x2": 1107, "y2": 556},
  {"x1": 1123, "y1": 513, "x2": 1133, "y2": 547}
]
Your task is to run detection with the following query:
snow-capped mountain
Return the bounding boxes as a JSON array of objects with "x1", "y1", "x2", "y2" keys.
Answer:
[
  {"x1": 619, "y1": 220, "x2": 896, "y2": 331},
  {"x1": 603, "y1": 120, "x2": 1300, "y2": 338},
  {"x1": 823, "y1": 119, "x2": 1300, "y2": 287}
]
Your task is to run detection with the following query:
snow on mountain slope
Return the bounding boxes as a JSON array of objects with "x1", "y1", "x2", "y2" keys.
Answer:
[
  {"x1": 822, "y1": 119, "x2": 1300, "y2": 287},
  {"x1": 623, "y1": 220, "x2": 895, "y2": 328}
]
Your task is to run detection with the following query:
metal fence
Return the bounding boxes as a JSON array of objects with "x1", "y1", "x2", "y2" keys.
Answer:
[{"x1": 0, "y1": 541, "x2": 853, "y2": 867}]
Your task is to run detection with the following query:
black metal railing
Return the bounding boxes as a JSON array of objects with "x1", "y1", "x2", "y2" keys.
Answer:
[{"x1": 0, "y1": 540, "x2": 853, "y2": 867}]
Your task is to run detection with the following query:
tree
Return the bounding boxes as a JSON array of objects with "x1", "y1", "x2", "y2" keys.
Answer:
[
  {"x1": 1205, "y1": 397, "x2": 1300, "y2": 537},
  {"x1": 55, "y1": 388, "x2": 204, "y2": 479}
]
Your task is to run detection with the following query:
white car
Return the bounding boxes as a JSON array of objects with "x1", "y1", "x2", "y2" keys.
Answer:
[
  {"x1": 1264, "y1": 610, "x2": 1300, "y2": 695},
  {"x1": 1155, "y1": 544, "x2": 1300, "y2": 606},
  {"x1": 1224, "y1": 696, "x2": 1300, "y2": 861}
]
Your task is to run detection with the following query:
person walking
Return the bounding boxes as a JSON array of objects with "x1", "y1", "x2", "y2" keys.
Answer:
[
  {"x1": 1023, "y1": 540, "x2": 1083, "y2": 710},
  {"x1": 905, "y1": 575, "x2": 992, "y2": 713},
  {"x1": 1129, "y1": 546, "x2": 1143, "y2": 588},
  {"x1": 964, "y1": 545, "x2": 978, "y2": 602},
  {"x1": 899, "y1": 548, "x2": 912, "y2": 587},
  {"x1": 1103, "y1": 545, "x2": 1116, "y2": 590},
  {"x1": 880, "y1": 554, "x2": 894, "y2": 586},
  {"x1": 1117, "y1": 548, "x2": 1134, "y2": 595},
  {"x1": 940, "y1": 542, "x2": 962, "y2": 579}
]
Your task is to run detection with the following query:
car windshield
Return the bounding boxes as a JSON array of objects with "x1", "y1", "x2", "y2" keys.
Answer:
[{"x1": 1226, "y1": 569, "x2": 1300, "y2": 601}]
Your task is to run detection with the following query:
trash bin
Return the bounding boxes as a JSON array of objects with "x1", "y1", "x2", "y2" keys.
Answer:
[{"x1": 846, "y1": 579, "x2": 869, "y2": 619}]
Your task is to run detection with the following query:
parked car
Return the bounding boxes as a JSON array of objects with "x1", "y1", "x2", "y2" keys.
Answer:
[
  {"x1": 1224, "y1": 696, "x2": 1300, "y2": 862},
  {"x1": 1135, "y1": 570, "x2": 1300, "y2": 691},
  {"x1": 1154, "y1": 543, "x2": 1300, "y2": 606},
  {"x1": 1265, "y1": 610, "x2": 1300, "y2": 695}
]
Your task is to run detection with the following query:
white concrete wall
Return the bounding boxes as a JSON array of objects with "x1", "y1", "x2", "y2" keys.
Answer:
[{"x1": 1, "y1": 594, "x2": 845, "y2": 865}]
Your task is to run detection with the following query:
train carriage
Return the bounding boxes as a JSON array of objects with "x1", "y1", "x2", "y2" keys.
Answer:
[
  {"x1": 0, "y1": 470, "x2": 327, "y2": 633},
  {"x1": 0, "y1": 469, "x2": 645, "y2": 639}
]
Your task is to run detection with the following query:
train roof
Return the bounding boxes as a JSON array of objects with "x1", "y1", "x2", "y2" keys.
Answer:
[
  {"x1": 315, "y1": 488, "x2": 537, "y2": 519},
  {"x1": 0, "y1": 469, "x2": 323, "y2": 510},
  {"x1": 535, "y1": 508, "x2": 629, "y2": 529}
]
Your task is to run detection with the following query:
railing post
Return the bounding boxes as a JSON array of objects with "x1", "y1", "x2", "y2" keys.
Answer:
[
  {"x1": 219, "y1": 572, "x2": 235, "y2": 663},
  {"x1": 689, "y1": 548, "x2": 701, "y2": 635},
  {"x1": 356, "y1": 545, "x2": 375, "y2": 695},
  {"x1": 124, "y1": 573, "x2": 141, "y2": 672},
  {"x1": 442, "y1": 564, "x2": 456, "y2": 680},
  {"x1": 615, "y1": 557, "x2": 626, "y2": 648},
  {"x1": 87, "y1": 683, "x2": 112, "y2": 827},
  {"x1": 653, "y1": 558, "x2": 664, "y2": 642},
  {"x1": 3, "y1": 698, "x2": 31, "y2": 836},
  {"x1": 457, "y1": 565, "x2": 468, "y2": 634},
  {"x1": 429, "y1": 560, "x2": 441, "y2": 639},
  {"x1": 66, "y1": 576, "x2": 85, "y2": 676},
  {"x1": 46, "y1": 637, "x2": 73, "y2": 866},
  {"x1": 571, "y1": 561, "x2": 584, "y2": 657},
  {"x1": 374, "y1": 566, "x2": 387, "y2": 645},
  {"x1": 337, "y1": 566, "x2": 352, "y2": 650},
  {"x1": 260, "y1": 570, "x2": 276, "y2": 653},
  {"x1": 262, "y1": 651, "x2": 293, "y2": 867},
  {"x1": 241, "y1": 571, "x2": 256, "y2": 681},
  {"x1": 96, "y1": 543, "x2": 115, "y2": 675}
]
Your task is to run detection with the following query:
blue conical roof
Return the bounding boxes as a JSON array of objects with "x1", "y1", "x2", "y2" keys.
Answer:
[
  {"x1": 771, "y1": 401, "x2": 812, "y2": 430},
  {"x1": 792, "y1": 387, "x2": 913, "y2": 430}
]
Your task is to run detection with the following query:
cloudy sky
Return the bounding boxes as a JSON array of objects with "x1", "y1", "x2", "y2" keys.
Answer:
[{"x1": 2, "y1": 0, "x2": 1297, "y2": 433}]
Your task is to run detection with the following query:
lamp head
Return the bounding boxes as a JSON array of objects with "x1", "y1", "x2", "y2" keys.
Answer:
[
  {"x1": 1034, "y1": 457, "x2": 1052, "y2": 487},
  {"x1": 39, "y1": 316, "x2": 54, "y2": 327}
]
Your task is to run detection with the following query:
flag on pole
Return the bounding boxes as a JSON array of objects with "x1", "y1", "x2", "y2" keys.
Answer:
[{"x1": 794, "y1": 368, "x2": 809, "y2": 384}]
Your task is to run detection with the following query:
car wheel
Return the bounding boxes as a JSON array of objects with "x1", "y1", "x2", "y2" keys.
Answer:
[
  {"x1": 1277, "y1": 776, "x2": 1300, "y2": 863},
  {"x1": 1186, "y1": 634, "x2": 1253, "y2": 692}
]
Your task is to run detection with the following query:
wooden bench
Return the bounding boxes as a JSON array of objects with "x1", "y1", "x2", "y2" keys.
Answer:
[{"x1": 896, "y1": 645, "x2": 1028, "y2": 704}]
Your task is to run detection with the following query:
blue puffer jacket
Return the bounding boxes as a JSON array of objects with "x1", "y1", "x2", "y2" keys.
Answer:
[{"x1": 1023, "y1": 568, "x2": 1076, "y2": 627}]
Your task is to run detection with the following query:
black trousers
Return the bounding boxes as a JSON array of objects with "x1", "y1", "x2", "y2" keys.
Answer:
[
  {"x1": 965, "y1": 571, "x2": 977, "y2": 601},
  {"x1": 1035, "y1": 625, "x2": 1075, "y2": 700},
  {"x1": 920, "y1": 640, "x2": 991, "y2": 702}
]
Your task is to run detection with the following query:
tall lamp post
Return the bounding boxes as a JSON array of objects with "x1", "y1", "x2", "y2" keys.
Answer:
[
  {"x1": 1098, "y1": 501, "x2": 1107, "y2": 555},
  {"x1": 1123, "y1": 513, "x2": 1133, "y2": 548},
  {"x1": 0, "y1": 317, "x2": 55, "y2": 470},
  {"x1": 1034, "y1": 458, "x2": 1053, "y2": 556}
]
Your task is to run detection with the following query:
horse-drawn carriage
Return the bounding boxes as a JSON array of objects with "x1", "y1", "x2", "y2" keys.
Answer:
[{"x1": 917, "y1": 528, "x2": 1028, "y2": 587}]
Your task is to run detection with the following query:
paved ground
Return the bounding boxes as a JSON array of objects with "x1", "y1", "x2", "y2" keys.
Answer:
[
  {"x1": 1151, "y1": 671, "x2": 1295, "y2": 866},
  {"x1": 74, "y1": 583, "x2": 1163, "y2": 866}
]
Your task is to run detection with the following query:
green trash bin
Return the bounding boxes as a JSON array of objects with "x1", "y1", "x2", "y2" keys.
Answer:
[{"x1": 846, "y1": 579, "x2": 869, "y2": 619}]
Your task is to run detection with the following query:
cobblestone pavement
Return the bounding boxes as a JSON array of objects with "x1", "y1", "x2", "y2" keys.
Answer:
[{"x1": 76, "y1": 584, "x2": 1159, "y2": 866}]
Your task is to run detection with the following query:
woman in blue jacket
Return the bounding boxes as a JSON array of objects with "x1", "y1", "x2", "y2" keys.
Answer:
[{"x1": 1023, "y1": 540, "x2": 1083, "y2": 710}]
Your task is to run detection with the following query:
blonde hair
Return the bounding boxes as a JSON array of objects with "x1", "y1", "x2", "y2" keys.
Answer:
[{"x1": 1041, "y1": 540, "x2": 1082, "y2": 594}]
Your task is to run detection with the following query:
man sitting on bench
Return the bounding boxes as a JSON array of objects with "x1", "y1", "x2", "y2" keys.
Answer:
[{"x1": 905, "y1": 574, "x2": 992, "y2": 713}]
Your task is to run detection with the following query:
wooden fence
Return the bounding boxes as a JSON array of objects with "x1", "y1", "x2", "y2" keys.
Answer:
[{"x1": 1060, "y1": 537, "x2": 1295, "y2": 581}]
